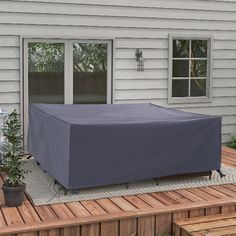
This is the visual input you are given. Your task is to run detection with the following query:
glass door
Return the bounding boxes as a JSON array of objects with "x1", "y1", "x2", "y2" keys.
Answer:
[
  {"x1": 25, "y1": 40, "x2": 111, "y2": 106},
  {"x1": 28, "y1": 42, "x2": 65, "y2": 104},
  {"x1": 72, "y1": 41, "x2": 111, "y2": 104},
  {"x1": 24, "y1": 39, "x2": 112, "y2": 146}
]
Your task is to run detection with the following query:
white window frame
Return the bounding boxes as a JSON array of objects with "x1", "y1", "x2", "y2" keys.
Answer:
[
  {"x1": 168, "y1": 34, "x2": 213, "y2": 104},
  {"x1": 23, "y1": 38, "x2": 113, "y2": 145}
]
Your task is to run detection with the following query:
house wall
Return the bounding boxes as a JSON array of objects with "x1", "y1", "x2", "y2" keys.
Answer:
[{"x1": 0, "y1": 0, "x2": 235, "y2": 142}]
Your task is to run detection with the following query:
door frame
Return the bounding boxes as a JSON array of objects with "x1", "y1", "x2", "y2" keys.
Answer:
[{"x1": 23, "y1": 38, "x2": 113, "y2": 147}]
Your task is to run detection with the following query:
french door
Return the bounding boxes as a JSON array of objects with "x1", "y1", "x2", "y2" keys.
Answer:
[{"x1": 23, "y1": 39, "x2": 112, "y2": 143}]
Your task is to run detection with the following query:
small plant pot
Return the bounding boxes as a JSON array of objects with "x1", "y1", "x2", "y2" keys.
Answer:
[{"x1": 2, "y1": 183, "x2": 26, "y2": 207}]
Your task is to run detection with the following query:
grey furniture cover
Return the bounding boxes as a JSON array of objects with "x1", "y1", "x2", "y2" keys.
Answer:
[{"x1": 28, "y1": 103, "x2": 222, "y2": 190}]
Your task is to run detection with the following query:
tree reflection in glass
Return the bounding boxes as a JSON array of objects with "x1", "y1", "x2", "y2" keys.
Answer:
[
  {"x1": 28, "y1": 43, "x2": 64, "y2": 104},
  {"x1": 173, "y1": 40, "x2": 189, "y2": 58},
  {"x1": 191, "y1": 40, "x2": 207, "y2": 58},
  {"x1": 73, "y1": 43, "x2": 108, "y2": 104},
  {"x1": 191, "y1": 79, "x2": 206, "y2": 96},
  {"x1": 191, "y1": 60, "x2": 207, "y2": 77}
]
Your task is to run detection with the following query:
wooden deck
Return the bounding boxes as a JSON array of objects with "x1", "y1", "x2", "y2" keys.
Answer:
[
  {"x1": 0, "y1": 146, "x2": 236, "y2": 236},
  {"x1": 174, "y1": 212, "x2": 236, "y2": 235}
]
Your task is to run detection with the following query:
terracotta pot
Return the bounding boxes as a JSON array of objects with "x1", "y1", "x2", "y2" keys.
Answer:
[{"x1": 2, "y1": 183, "x2": 25, "y2": 207}]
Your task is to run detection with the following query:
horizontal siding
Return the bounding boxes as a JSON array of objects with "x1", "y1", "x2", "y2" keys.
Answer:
[
  {"x1": 117, "y1": 48, "x2": 236, "y2": 59},
  {"x1": 5, "y1": 0, "x2": 236, "y2": 12},
  {"x1": 214, "y1": 59, "x2": 236, "y2": 69},
  {"x1": 1, "y1": 1, "x2": 236, "y2": 22},
  {"x1": 116, "y1": 39, "x2": 168, "y2": 49},
  {"x1": 0, "y1": 0, "x2": 235, "y2": 142},
  {"x1": 214, "y1": 49, "x2": 236, "y2": 59},
  {"x1": 0, "y1": 47, "x2": 20, "y2": 59},
  {"x1": 0, "y1": 35, "x2": 21, "y2": 113},
  {"x1": 215, "y1": 40, "x2": 236, "y2": 49},
  {"x1": 0, "y1": 92, "x2": 20, "y2": 104},
  {"x1": 222, "y1": 124, "x2": 236, "y2": 134},
  {"x1": 114, "y1": 88, "x2": 236, "y2": 100},
  {"x1": 222, "y1": 135, "x2": 230, "y2": 143},
  {"x1": 116, "y1": 59, "x2": 168, "y2": 70},
  {"x1": 179, "y1": 106, "x2": 236, "y2": 116},
  {"x1": 116, "y1": 49, "x2": 168, "y2": 59},
  {"x1": 0, "y1": 103, "x2": 20, "y2": 113},
  {"x1": 213, "y1": 78, "x2": 236, "y2": 87},
  {"x1": 0, "y1": 70, "x2": 20, "y2": 81},
  {"x1": 115, "y1": 89, "x2": 167, "y2": 100},
  {"x1": 0, "y1": 36, "x2": 19, "y2": 46},
  {"x1": 213, "y1": 88, "x2": 235, "y2": 97},
  {"x1": 116, "y1": 79, "x2": 236, "y2": 91},
  {"x1": 1, "y1": 25, "x2": 236, "y2": 40},
  {"x1": 222, "y1": 115, "x2": 236, "y2": 125},
  {"x1": 213, "y1": 69, "x2": 236, "y2": 78},
  {"x1": 0, "y1": 81, "x2": 19, "y2": 92},
  {"x1": 0, "y1": 59, "x2": 20, "y2": 70},
  {"x1": 115, "y1": 79, "x2": 168, "y2": 90},
  {"x1": 2, "y1": 14, "x2": 236, "y2": 31},
  {"x1": 116, "y1": 70, "x2": 168, "y2": 80},
  {"x1": 115, "y1": 58, "x2": 236, "y2": 70},
  {"x1": 115, "y1": 97, "x2": 236, "y2": 109}
]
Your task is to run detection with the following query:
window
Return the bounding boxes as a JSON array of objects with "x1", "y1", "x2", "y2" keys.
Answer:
[{"x1": 168, "y1": 35, "x2": 212, "y2": 103}]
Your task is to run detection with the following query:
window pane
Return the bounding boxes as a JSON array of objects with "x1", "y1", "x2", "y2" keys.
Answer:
[
  {"x1": 73, "y1": 43, "x2": 107, "y2": 104},
  {"x1": 191, "y1": 40, "x2": 207, "y2": 58},
  {"x1": 191, "y1": 60, "x2": 207, "y2": 77},
  {"x1": 172, "y1": 79, "x2": 189, "y2": 97},
  {"x1": 28, "y1": 43, "x2": 64, "y2": 103},
  {"x1": 191, "y1": 79, "x2": 206, "y2": 96},
  {"x1": 173, "y1": 40, "x2": 189, "y2": 58},
  {"x1": 173, "y1": 60, "x2": 189, "y2": 77}
]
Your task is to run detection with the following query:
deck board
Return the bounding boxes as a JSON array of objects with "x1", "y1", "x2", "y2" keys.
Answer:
[
  {"x1": 187, "y1": 188, "x2": 219, "y2": 201},
  {"x1": 175, "y1": 189, "x2": 206, "y2": 203},
  {"x1": 81, "y1": 200, "x2": 107, "y2": 216},
  {"x1": 50, "y1": 204, "x2": 75, "y2": 219},
  {"x1": 18, "y1": 201, "x2": 42, "y2": 224},
  {"x1": 150, "y1": 192, "x2": 180, "y2": 205},
  {"x1": 137, "y1": 193, "x2": 165, "y2": 207},
  {"x1": 200, "y1": 186, "x2": 231, "y2": 199},
  {"x1": 162, "y1": 191, "x2": 193, "y2": 204},
  {"x1": 124, "y1": 195, "x2": 153, "y2": 209},
  {"x1": 66, "y1": 202, "x2": 93, "y2": 217},
  {"x1": 0, "y1": 146, "x2": 236, "y2": 235},
  {"x1": 95, "y1": 199, "x2": 123, "y2": 214},
  {"x1": 174, "y1": 212, "x2": 236, "y2": 235},
  {"x1": 211, "y1": 185, "x2": 236, "y2": 197},
  {"x1": 1, "y1": 207, "x2": 24, "y2": 226},
  {"x1": 109, "y1": 197, "x2": 137, "y2": 211}
]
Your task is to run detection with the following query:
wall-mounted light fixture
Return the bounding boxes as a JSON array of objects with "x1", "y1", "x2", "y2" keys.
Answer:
[{"x1": 135, "y1": 49, "x2": 144, "y2": 72}]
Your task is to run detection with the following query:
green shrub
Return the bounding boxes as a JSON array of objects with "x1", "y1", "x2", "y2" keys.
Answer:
[
  {"x1": 0, "y1": 110, "x2": 27, "y2": 186},
  {"x1": 227, "y1": 133, "x2": 236, "y2": 149}
]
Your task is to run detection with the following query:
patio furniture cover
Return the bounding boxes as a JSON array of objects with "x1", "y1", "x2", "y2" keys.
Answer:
[{"x1": 28, "y1": 103, "x2": 222, "y2": 190}]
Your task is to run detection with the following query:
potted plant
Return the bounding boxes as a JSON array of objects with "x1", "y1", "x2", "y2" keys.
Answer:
[{"x1": 0, "y1": 110, "x2": 27, "y2": 207}]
